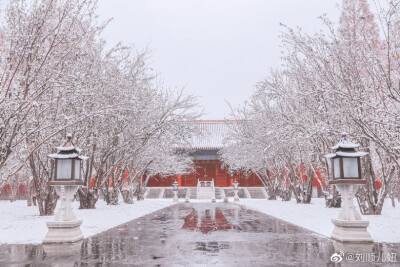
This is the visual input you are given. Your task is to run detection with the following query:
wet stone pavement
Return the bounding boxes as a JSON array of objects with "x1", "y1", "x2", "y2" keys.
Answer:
[{"x1": 0, "y1": 202, "x2": 399, "y2": 267}]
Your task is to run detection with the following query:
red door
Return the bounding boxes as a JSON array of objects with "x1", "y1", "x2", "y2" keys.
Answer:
[
  {"x1": 182, "y1": 173, "x2": 196, "y2": 186},
  {"x1": 216, "y1": 175, "x2": 227, "y2": 186},
  {"x1": 216, "y1": 162, "x2": 228, "y2": 186}
]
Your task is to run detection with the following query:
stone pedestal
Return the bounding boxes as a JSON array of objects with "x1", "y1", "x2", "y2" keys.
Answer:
[
  {"x1": 43, "y1": 220, "x2": 83, "y2": 244},
  {"x1": 43, "y1": 186, "x2": 83, "y2": 244},
  {"x1": 234, "y1": 189, "x2": 239, "y2": 202},
  {"x1": 173, "y1": 191, "x2": 179, "y2": 203},
  {"x1": 331, "y1": 183, "x2": 373, "y2": 243}
]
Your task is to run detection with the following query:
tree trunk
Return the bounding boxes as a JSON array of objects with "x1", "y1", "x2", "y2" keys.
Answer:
[
  {"x1": 291, "y1": 185, "x2": 301, "y2": 203},
  {"x1": 123, "y1": 189, "x2": 135, "y2": 204},
  {"x1": 106, "y1": 189, "x2": 119, "y2": 205},
  {"x1": 267, "y1": 187, "x2": 278, "y2": 200},
  {"x1": 136, "y1": 187, "x2": 145, "y2": 201},
  {"x1": 280, "y1": 188, "x2": 291, "y2": 201},
  {"x1": 323, "y1": 187, "x2": 341, "y2": 208},
  {"x1": 358, "y1": 151, "x2": 382, "y2": 214},
  {"x1": 77, "y1": 187, "x2": 98, "y2": 209},
  {"x1": 37, "y1": 188, "x2": 58, "y2": 216},
  {"x1": 302, "y1": 170, "x2": 314, "y2": 204},
  {"x1": 32, "y1": 195, "x2": 37, "y2": 206}
]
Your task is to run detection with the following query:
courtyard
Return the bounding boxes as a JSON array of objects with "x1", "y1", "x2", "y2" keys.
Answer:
[{"x1": 1, "y1": 201, "x2": 399, "y2": 266}]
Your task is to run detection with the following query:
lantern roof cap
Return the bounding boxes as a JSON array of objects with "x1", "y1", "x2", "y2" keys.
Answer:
[
  {"x1": 331, "y1": 132, "x2": 360, "y2": 150},
  {"x1": 325, "y1": 133, "x2": 368, "y2": 158},
  {"x1": 48, "y1": 134, "x2": 87, "y2": 160}
]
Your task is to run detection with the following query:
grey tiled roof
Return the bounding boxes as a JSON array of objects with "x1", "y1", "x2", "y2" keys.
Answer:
[{"x1": 186, "y1": 120, "x2": 233, "y2": 150}]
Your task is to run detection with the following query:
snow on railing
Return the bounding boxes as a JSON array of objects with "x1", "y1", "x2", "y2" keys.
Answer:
[
  {"x1": 197, "y1": 179, "x2": 200, "y2": 198},
  {"x1": 211, "y1": 179, "x2": 216, "y2": 201}
]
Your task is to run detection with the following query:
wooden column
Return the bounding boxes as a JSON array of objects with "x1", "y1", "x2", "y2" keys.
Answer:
[{"x1": 177, "y1": 174, "x2": 182, "y2": 186}]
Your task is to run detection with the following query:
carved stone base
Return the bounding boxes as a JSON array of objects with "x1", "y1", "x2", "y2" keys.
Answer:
[
  {"x1": 331, "y1": 218, "x2": 373, "y2": 243},
  {"x1": 43, "y1": 219, "x2": 83, "y2": 244}
]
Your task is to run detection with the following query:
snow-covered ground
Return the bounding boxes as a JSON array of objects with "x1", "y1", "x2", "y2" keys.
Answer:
[
  {"x1": 0, "y1": 199, "x2": 173, "y2": 244},
  {"x1": 239, "y1": 198, "x2": 400, "y2": 243}
]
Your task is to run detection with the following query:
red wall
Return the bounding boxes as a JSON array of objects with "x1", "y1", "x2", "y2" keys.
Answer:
[
  {"x1": 0, "y1": 184, "x2": 27, "y2": 195},
  {"x1": 147, "y1": 160, "x2": 264, "y2": 187}
]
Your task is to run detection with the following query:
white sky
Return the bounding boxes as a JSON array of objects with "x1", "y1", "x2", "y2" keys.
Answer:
[{"x1": 97, "y1": 0, "x2": 340, "y2": 119}]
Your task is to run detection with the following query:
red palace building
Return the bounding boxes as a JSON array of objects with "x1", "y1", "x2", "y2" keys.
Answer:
[{"x1": 147, "y1": 120, "x2": 264, "y2": 187}]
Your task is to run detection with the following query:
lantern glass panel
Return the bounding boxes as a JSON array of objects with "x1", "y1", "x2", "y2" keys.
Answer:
[
  {"x1": 343, "y1": 157, "x2": 359, "y2": 178},
  {"x1": 74, "y1": 160, "x2": 81, "y2": 180},
  {"x1": 333, "y1": 158, "x2": 340, "y2": 179},
  {"x1": 57, "y1": 159, "x2": 72, "y2": 179}
]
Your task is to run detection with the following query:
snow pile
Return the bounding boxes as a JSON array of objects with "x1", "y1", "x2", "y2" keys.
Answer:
[
  {"x1": 0, "y1": 200, "x2": 173, "y2": 244},
  {"x1": 240, "y1": 198, "x2": 400, "y2": 243}
]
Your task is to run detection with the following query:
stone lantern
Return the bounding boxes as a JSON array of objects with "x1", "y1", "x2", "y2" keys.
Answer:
[
  {"x1": 233, "y1": 179, "x2": 239, "y2": 202},
  {"x1": 325, "y1": 133, "x2": 373, "y2": 243},
  {"x1": 172, "y1": 179, "x2": 179, "y2": 203},
  {"x1": 43, "y1": 134, "x2": 88, "y2": 244}
]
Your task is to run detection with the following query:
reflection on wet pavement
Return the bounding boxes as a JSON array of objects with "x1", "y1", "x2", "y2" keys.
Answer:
[
  {"x1": 0, "y1": 202, "x2": 399, "y2": 266},
  {"x1": 182, "y1": 207, "x2": 232, "y2": 233}
]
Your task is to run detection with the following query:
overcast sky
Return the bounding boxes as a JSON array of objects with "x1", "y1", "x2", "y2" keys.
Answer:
[{"x1": 97, "y1": 0, "x2": 340, "y2": 119}]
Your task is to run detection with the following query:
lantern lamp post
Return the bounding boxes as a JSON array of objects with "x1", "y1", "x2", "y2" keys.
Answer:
[
  {"x1": 233, "y1": 179, "x2": 239, "y2": 202},
  {"x1": 172, "y1": 179, "x2": 179, "y2": 203},
  {"x1": 325, "y1": 133, "x2": 373, "y2": 243},
  {"x1": 43, "y1": 134, "x2": 88, "y2": 244}
]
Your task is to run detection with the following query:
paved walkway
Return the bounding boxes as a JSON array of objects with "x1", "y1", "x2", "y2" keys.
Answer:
[{"x1": 0, "y1": 202, "x2": 398, "y2": 266}]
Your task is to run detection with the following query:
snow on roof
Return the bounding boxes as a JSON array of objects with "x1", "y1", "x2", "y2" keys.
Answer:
[
  {"x1": 331, "y1": 142, "x2": 360, "y2": 150},
  {"x1": 49, "y1": 153, "x2": 78, "y2": 159},
  {"x1": 325, "y1": 151, "x2": 368, "y2": 158},
  {"x1": 48, "y1": 153, "x2": 88, "y2": 160},
  {"x1": 185, "y1": 120, "x2": 234, "y2": 150},
  {"x1": 331, "y1": 132, "x2": 360, "y2": 150}
]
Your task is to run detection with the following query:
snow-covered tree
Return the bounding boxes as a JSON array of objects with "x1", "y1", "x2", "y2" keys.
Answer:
[
  {"x1": 223, "y1": 0, "x2": 400, "y2": 212},
  {"x1": 0, "y1": 0, "x2": 200, "y2": 214}
]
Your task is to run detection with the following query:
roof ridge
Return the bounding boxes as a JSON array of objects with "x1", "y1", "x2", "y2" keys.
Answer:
[{"x1": 186, "y1": 120, "x2": 238, "y2": 124}]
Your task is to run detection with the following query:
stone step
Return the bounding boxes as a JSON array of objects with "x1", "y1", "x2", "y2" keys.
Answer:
[
  {"x1": 214, "y1": 188, "x2": 224, "y2": 199},
  {"x1": 145, "y1": 188, "x2": 162, "y2": 199},
  {"x1": 197, "y1": 187, "x2": 214, "y2": 199},
  {"x1": 198, "y1": 188, "x2": 214, "y2": 192},
  {"x1": 189, "y1": 187, "x2": 197, "y2": 199},
  {"x1": 247, "y1": 188, "x2": 266, "y2": 199}
]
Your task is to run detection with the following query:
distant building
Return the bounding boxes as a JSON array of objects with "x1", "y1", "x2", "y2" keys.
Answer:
[{"x1": 147, "y1": 120, "x2": 263, "y2": 187}]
